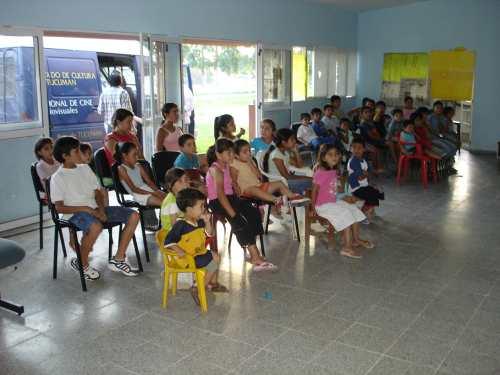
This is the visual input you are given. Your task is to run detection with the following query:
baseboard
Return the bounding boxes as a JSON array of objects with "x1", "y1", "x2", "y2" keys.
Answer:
[{"x1": 0, "y1": 213, "x2": 52, "y2": 237}]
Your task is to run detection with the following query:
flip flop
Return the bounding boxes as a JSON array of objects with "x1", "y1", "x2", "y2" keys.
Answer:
[
  {"x1": 208, "y1": 283, "x2": 229, "y2": 293},
  {"x1": 354, "y1": 240, "x2": 375, "y2": 249},
  {"x1": 252, "y1": 262, "x2": 278, "y2": 272},
  {"x1": 340, "y1": 250, "x2": 362, "y2": 259}
]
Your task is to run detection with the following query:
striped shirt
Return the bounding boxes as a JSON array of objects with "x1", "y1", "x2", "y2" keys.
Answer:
[{"x1": 97, "y1": 86, "x2": 133, "y2": 131}]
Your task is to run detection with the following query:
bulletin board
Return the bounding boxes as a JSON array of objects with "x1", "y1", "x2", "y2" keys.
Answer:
[
  {"x1": 382, "y1": 53, "x2": 429, "y2": 82},
  {"x1": 429, "y1": 49, "x2": 475, "y2": 101}
]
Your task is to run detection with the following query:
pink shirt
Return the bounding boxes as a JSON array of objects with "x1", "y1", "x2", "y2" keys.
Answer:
[
  {"x1": 403, "y1": 108, "x2": 415, "y2": 119},
  {"x1": 313, "y1": 168, "x2": 337, "y2": 207},
  {"x1": 162, "y1": 126, "x2": 183, "y2": 152},
  {"x1": 206, "y1": 161, "x2": 233, "y2": 200}
]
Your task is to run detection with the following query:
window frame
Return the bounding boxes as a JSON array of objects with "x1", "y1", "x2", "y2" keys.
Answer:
[{"x1": 0, "y1": 27, "x2": 48, "y2": 139}]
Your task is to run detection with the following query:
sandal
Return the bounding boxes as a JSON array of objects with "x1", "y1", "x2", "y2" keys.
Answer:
[
  {"x1": 354, "y1": 240, "x2": 375, "y2": 249},
  {"x1": 190, "y1": 287, "x2": 200, "y2": 306},
  {"x1": 208, "y1": 283, "x2": 229, "y2": 293},
  {"x1": 252, "y1": 261, "x2": 278, "y2": 272},
  {"x1": 340, "y1": 249, "x2": 362, "y2": 259}
]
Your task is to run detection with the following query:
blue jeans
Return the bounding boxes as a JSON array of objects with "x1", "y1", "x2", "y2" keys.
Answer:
[
  {"x1": 69, "y1": 206, "x2": 134, "y2": 234},
  {"x1": 310, "y1": 136, "x2": 335, "y2": 150},
  {"x1": 287, "y1": 178, "x2": 312, "y2": 194}
]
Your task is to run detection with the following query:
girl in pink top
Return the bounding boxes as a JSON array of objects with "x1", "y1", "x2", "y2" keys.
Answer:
[
  {"x1": 206, "y1": 138, "x2": 276, "y2": 271},
  {"x1": 156, "y1": 103, "x2": 183, "y2": 152},
  {"x1": 311, "y1": 144, "x2": 373, "y2": 259}
]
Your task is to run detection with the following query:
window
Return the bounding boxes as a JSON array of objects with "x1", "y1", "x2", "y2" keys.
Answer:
[
  {"x1": 0, "y1": 35, "x2": 38, "y2": 126},
  {"x1": 292, "y1": 47, "x2": 306, "y2": 101},
  {"x1": 292, "y1": 47, "x2": 357, "y2": 100},
  {"x1": 263, "y1": 49, "x2": 289, "y2": 104}
]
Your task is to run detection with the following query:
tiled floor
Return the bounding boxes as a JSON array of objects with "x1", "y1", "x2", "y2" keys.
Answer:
[{"x1": 2, "y1": 151, "x2": 500, "y2": 374}]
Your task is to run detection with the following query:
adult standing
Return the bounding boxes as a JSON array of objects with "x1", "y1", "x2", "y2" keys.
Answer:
[
  {"x1": 104, "y1": 108, "x2": 143, "y2": 167},
  {"x1": 98, "y1": 70, "x2": 141, "y2": 133},
  {"x1": 155, "y1": 103, "x2": 183, "y2": 152}
]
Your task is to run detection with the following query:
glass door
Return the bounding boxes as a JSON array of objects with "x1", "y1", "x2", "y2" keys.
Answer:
[
  {"x1": 140, "y1": 34, "x2": 169, "y2": 160},
  {"x1": 257, "y1": 44, "x2": 291, "y2": 133}
]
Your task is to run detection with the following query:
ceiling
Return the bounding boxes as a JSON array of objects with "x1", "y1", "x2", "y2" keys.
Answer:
[{"x1": 307, "y1": 0, "x2": 429, "y2": 12}]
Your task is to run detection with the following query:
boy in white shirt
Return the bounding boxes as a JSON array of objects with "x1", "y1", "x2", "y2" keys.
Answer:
[
  {"x1": 297, "y1": 113, "x2": 318, "y2": 147},
  {"x1": 321, "y1": 104, "x2": 339, "y2": 134},
  {"x1": 50, "y1": 136, "x2": 140, "y2": 280}
]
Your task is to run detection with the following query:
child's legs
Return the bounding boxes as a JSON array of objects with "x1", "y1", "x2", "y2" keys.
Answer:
[
  {"x1": 287, "y1": 178, "x2": 312, "y2": 195},
  {"x1": 246, "y1": 244, "x2": 264, "y2": 263},
  {"x1": 195, "y1": 252, "x2": 219, "y2": 286},
  {"x1": 243, "y1": 186, "x2": 278, "y2": 203},
  {"x1": 69, "y1": 212, "x2": 103, "y2": 267},
  {"x1": 266, "y1": 181, "x2": 294, "y2": 197},
  {"x1": 146, "y1": 195, "x2": 163, "y2": 207},
  {"x1": 341, "y1": 227, "x2": 353, "y2": 249},
  {"x1": 105, "y1": 207, "x2": 139, "y2": 259}
]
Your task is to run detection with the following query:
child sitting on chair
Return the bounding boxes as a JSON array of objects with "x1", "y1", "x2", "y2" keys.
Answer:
[
  {"x1": 312, "y1": 144, "x2": 372, "y2": 259},
  {"x1": 34, "y1": 137, "x2": 60, "y2": 197},
  {"x1": 230, "y1": 139, "x2": 308, "y2": 207},
  {"x1": 164, "y1": 188, "x2": 227, "y2": 303},
  {"x1": 51, "y1": 136, "x2": 140, "y2": 279},
  {"x1": 117, "y1": 142, "x2": 166, "y2": 207},
  {"x1": 174, "y1": 134, "x2": 207, "y2": 193},
  {"x1": 347, "y1": 137, "x2": 385, "y2": 222},
  {"x1": 160, "y1": 168, "x2": 190, "y2": 237}
]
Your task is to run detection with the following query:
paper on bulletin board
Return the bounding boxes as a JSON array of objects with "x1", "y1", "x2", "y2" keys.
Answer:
[
  {"x1": 429, "y1": 49, "x2": 475, "y2": 101},
  {"x1": 382, "y1": 53, "x2": 428, "y2": 82}
]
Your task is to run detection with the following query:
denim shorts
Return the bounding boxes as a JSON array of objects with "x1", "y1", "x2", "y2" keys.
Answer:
[{"x1": 69, "y1": 206, "x2": 134, "y2": 234}]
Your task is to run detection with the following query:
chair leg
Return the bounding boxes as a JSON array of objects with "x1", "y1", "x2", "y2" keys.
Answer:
[
  {"x1": 195, "y1": 271, "x2": 208, "y2": 313},
  {"x1": 421, "y1": 160, "x2": 428, "y2": 188},
  {"x1": 72, "y1": 230, "x2": 87, "y2": 292},
  {"x1": 53, "y1": 226, "x2": 59, "y2": 279},
  {"x1": 259, "y1": 234, "x2": 265, "y2": 257},
  {"x1": 171, "y1": 273, "x2": 178, "y2": 295},
  {"x1": 58, "y1": 227, "x2": 67, "y2": 258},
  {"x1": 132, "y1": 235, "x2": 143, "y2": 272},
  {"x1": 139, "y1": 211, "x2": 150, "y2": 262},
  {"x1": 264, "y1": 204, "x2": 272, "y2": 234},
  {"x1": 39, "y1": 203, "x2": 43, "y2": 250},
  {"x1": 396, "y1": 157, "x2": 404, "y2": 185},
  {"x1": 108, "y1": 228, "x2": 113, "y2": 261},
  {"x1": 228, "y1": 230, "x2": 233, "y2": 257},
  {"x1": 292, "y1": 206, "x2": 301, "y2": 242},
  {"x1": 162, "y1": 269, "x2": 170, "y2": 308}
]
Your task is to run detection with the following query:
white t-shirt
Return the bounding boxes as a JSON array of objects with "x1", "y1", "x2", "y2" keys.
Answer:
[
  {"x1": 297, "y1": 125, "x2": 318, "y2": 145},
  {"x1": 268, "y1": 148, "x2": 290, "y2": 178},
  {"x1": 322, "y1": 115, "x2": 339, "y2": 132},
  {"x1": 50, "y1": 164, "x2": 99, "y2": 210}
]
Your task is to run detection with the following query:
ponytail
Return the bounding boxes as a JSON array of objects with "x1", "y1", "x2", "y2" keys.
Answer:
[
  {"x1": 206, "y1": 145, "x2": 217, "y2": 166},
  {"x1": 262, "y1": 145, "x2": 275, "y2": 173},
  {"x1": 213, "y1": 114, "x2": 234, "y2": 140},
  {"x1": 114, "y1": 141, "x2": 136, "y2": 164}
]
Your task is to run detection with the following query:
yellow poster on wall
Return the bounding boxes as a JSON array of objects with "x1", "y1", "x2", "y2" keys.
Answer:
[
  {"x1": 429, "y1": 49, "x2": 475, "y2": 101},
  {"x1": 382, "y1": 53, "x2": 428, "y2": 82}
]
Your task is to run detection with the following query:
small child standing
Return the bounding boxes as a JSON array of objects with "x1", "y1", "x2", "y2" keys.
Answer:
[
  {"x1": 312, "y1": 144, "x2": 373, "y2": 259},
  {"x1": 34, "y1": 138, "x2": 60, "y2": 195},
  {"x1": 164, "y1": 188, "x2": 227, "y2": 303},
  {"x1": 117, "y1": 142, "x2": 166, "y2": 207},
  {"x1": 347, "y1": 138, "x2": 385, "y2": 221},
  {"x1": 230, "y1": 139, "x2": 308, "y2": 205}
]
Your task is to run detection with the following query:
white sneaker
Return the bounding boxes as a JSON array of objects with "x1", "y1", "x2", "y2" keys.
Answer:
[
  {"x1": 108, "y1": 258, "x2": 139, "y2": 277},
  {"x1": 70, "y1": 258, "x2": 100, "y2": 281}
]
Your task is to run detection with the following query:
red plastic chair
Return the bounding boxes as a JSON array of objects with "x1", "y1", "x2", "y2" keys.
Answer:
[{"x1": 396, "y1": 141, "x2": 437, "y2": 188}]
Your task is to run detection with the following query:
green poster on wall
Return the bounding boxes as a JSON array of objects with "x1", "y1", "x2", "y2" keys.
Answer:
[{"x1": 382, "y1": 53, "x2": 428, "y2": 82}]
